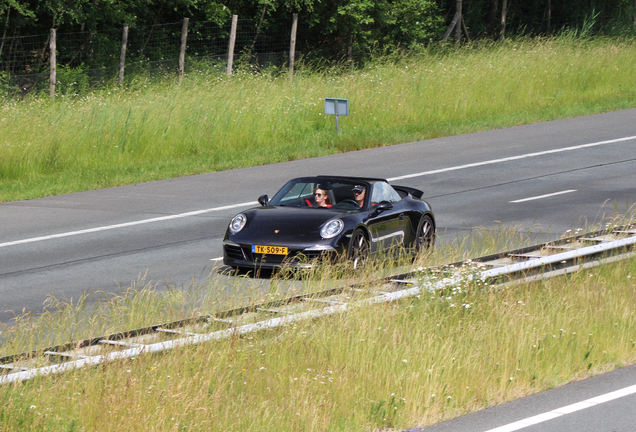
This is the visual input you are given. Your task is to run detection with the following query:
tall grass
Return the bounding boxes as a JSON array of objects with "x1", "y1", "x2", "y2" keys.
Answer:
[
  {"x1": 1, "y1": 250, "x2": 635, "y2": 431},
  {"x1": 0, "y1": 223, "x2": 534, "y2": 355},
  {"x1": 2, "y1": 36, "x2": 636, "y2": 202},
  {"x1": 1, "y1": 225, "x2": 636, "y2": 431}
]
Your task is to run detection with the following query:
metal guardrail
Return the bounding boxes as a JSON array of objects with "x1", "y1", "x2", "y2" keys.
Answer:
[{"x1": 1, "y1": 224, "x2": 635, "y2": 385}]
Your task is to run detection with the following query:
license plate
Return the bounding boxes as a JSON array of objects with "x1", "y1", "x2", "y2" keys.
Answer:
[{"x1": 252, "y1": 245, "x2": 288, "y2": 255}]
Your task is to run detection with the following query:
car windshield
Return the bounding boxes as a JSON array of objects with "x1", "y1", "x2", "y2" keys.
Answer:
[{"x1": 269, "y1": 178, "x2": 367, "y2": 210}]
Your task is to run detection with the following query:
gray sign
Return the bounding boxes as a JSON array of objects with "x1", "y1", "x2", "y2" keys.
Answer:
[
  {"x1": 324, "y1": 98, "x2": 349, "y2": 116},
  {"x1": 324, "y1": 98, "x2": 349, "y2": 134}
]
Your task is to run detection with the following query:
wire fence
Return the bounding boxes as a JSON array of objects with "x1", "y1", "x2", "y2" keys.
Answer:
[{"x1": 0, "y1": 18, "x2": 294, "y2": 97}]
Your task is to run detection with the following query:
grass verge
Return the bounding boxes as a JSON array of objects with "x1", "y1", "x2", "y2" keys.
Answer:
[
  {"x1": 1, "y1": 225, "x2": 635, "y2": 431},
  {"x1": 2, "y1": 35, "x2": 636, "y2": 202}
]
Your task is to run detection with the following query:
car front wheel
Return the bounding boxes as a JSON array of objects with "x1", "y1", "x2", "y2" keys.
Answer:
[{"x1": 347, "y1": 228, "x2": 369, "y2": 269}]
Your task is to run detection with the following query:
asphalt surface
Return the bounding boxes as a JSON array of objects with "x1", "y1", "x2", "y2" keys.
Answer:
[
  {"x1": 407, "y1": 364, "x2": 636, "y2": 432},
  {"x1": 1, "y1": 109, "x2": 636, "y2": 431},
  {"x1": 2, "y1": 110, "x2": 635, "y2": 322}
]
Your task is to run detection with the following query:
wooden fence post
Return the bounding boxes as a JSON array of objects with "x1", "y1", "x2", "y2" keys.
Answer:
[
  {"x1": 119, "y1": 25, "x2": 128, "y2": 86},
  {"x1": 227, "y1": 15, "x2": 238, "y2": 76},
  {"x1": 49, "y1": 28, "x2": 56, "y2": 98},
  {"x1": 454, "y1": 0, "x2": 462, "y2": 43},
  {"x1": 546, "y1": 0, "x2": 552, "y2": 35},
  {"x1": 289, "y1": 13, "x2": 298, "y2": 80},
  {"x1": 442, "y1": 1, "x2": 469, "y2": 43},
  {"x1": 500, "y1": 0, "x2": 508, "y2": 41},
  {"x1": 179, "y1": 17, "x2": 189, "y2": 83},
  {"x1": 443, "y1": 13, "x2": 460, "y2": 42}
]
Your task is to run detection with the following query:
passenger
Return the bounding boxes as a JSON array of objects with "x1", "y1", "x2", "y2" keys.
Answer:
[
  {"x1": 314, "y1": 188, "x2": 332, "y2": 207},
  {"x1": 352, "y1": 185, "x2": 365, "y2": 207}
]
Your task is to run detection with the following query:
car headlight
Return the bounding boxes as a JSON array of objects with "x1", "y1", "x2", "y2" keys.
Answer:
[
  {"x1": 229, "y1": 213, "x2": 247, "y2": 234},
  {"x1": 320, "y1": 219, "x2": 344, "y2": 239}
]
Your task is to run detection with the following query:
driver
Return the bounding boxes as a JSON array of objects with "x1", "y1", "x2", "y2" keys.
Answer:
[{"x1": 352, "y1": 185, "x2": 365, "y2": 208}]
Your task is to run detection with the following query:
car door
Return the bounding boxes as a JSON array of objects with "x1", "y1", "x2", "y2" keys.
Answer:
[{"x1": 365, "y1": 182, "x2": 408, "y2": 253}]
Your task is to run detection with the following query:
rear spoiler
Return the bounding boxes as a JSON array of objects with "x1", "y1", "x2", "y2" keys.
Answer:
[{"x1": 392, "y1": 185, "x2": 424, "y2": 199}]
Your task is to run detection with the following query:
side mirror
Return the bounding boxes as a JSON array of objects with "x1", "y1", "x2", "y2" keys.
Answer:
[
  {"x1": 258, "y1": 194, "x2": 269, "y2": 206},
  {"x1": 371, "y1": 200, "x2": 393, "y2": 216}
]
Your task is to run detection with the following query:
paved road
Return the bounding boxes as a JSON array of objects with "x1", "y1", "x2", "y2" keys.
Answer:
[
  {"x1": 1, "y1": 109, "x2": 635, "y2": 325},
  {"x1": 408, "y1": 364, "x2": 636, "y2": 432},
  {"x1": 1, "y1": 109, "x2": 635, "y2": 431}
]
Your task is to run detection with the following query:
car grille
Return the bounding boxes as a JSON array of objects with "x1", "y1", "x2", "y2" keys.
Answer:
[
  {"x1": 226, "y1": 244, "x2": 335, "y2": 266},
  {"x1": 254, "y1": 250, "x2": 334, "y2": 265},
  {"x1": 224, "y1": 244, "x2": 245, "y2": 261}
]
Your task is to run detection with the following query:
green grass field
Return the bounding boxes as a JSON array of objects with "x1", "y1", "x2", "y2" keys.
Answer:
[
  {"x1": 1, "y1": 231, "x2": 635, "y2": 431},
  {"x1": 2, "y1": 35, "x2": 636, "y2": 202},
  {"x1": 2, "y1": 35, "x2": 636, "y2": 431}
]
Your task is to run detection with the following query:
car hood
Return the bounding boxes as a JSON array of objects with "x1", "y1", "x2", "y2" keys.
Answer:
[{"x1": 241, "y1": 206, "x2": 347, "y2": 236}]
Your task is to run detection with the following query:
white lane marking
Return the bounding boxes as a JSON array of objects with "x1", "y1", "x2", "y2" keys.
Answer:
[
  {"x1": 0, "y1": 201, "x2": 256, "y2": 249},
  {"x1": 4, "y1": 135, "x2": 635, "y2": 250},
  {"x1": 484, "y1": 383, "x2": 636, "y2": 432},
  {"x1": 510, "y1": 189, "x2": 577, "y2": 203},
  {"x1": 387, "y1": 135, "x2": 636, "y2": 182},
  {"x1": 209, "y1": 257, "x2": 223, "y2": 261}
]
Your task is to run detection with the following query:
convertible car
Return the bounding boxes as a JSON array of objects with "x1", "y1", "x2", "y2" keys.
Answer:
[{"x1": 223, "y1": 175, "x2": 435, "y2": 269}]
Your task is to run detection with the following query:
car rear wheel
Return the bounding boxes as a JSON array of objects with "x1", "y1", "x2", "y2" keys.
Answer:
[
  {"x1": 347, "y1": 228, "x2": 369, "y2": 269},
  {"x1": 414, "y1": 215, "x2": 435, "y2": 253}
]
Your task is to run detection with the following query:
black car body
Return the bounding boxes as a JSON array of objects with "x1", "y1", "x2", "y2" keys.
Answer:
[{"x1": 223, "y1": 176, "x2": 435, "y2": 269}]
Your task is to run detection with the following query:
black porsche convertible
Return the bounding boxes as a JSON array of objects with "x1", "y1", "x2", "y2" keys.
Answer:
[{"x1": 222, "y1": 175, "x2": 435, "y2": 269}]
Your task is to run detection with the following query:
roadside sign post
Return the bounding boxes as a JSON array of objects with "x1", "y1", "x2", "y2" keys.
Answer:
[{"x1": 324, "y1": 98, "x2": 349, "y2": 134}]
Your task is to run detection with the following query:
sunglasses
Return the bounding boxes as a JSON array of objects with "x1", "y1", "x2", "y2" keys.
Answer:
[
  {"x1": 315, "y1": 193, "x2": 324, "y2": 197},
  {"x1": 353, "y1": 190, "x2": 363, "y2": 195}
]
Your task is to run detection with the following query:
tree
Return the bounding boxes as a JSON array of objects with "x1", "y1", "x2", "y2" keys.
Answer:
[
  {"x1": 304, "y1": 0, "x2": 443, "y2": 60},
  {"x1": 1, "y1": 0, "x2": 33, "y2": 59}
]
